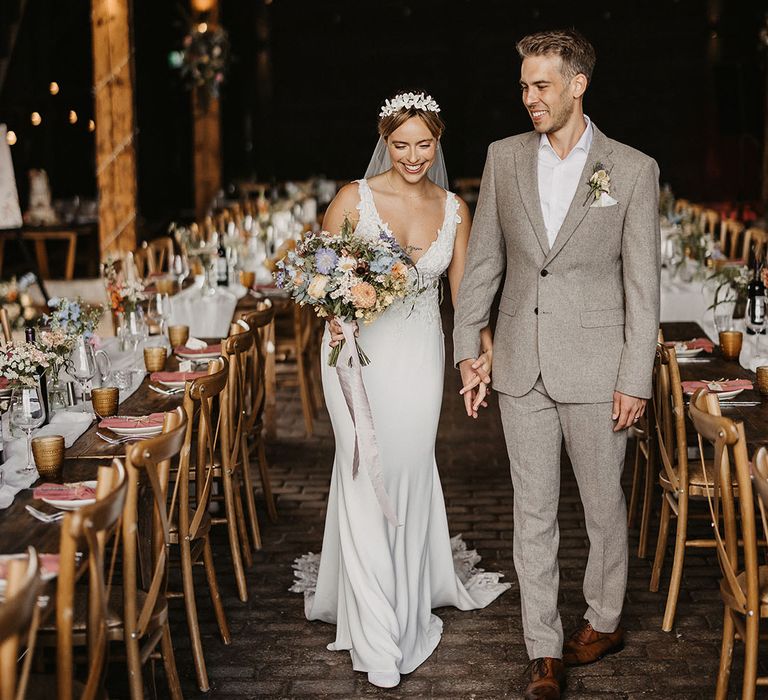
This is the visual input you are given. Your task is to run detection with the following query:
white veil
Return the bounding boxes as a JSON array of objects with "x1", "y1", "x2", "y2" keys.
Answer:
[{"x1": 364, "y1": 136, "x2": 449, "y2": 190}]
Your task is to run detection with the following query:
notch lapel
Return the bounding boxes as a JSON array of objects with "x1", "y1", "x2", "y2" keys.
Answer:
[
  {"x1": 543, "y1": 125, "x2": 614, "y2": 266},
  {"x1": 514, "y1": 133, "x2": 550, "y2": 256}
]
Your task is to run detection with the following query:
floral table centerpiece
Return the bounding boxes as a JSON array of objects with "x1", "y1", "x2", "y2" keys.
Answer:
[{"x1": 102, "y1": 258, "x2": 148, "y2": 350}]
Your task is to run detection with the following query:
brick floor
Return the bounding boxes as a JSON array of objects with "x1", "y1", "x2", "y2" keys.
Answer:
[{"x1": 163, "y1": 322, "x2": 762, "y2": 700}]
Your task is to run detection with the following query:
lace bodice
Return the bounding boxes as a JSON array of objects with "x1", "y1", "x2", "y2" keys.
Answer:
[{"x1": 354, "y1": 179, "x2": 461, "y2": 324}]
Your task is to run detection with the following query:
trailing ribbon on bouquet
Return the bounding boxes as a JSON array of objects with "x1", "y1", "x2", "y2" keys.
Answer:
[{"x1": 335, "y1": 320, "x2": 400, "y2": 527}]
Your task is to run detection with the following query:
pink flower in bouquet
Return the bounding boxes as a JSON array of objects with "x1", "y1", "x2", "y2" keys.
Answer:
[
  {"x1": 391, "y1": 260, "x2": 408, "y2": 280},
  {"x1": 307, "y1": 274, "x2": 330, "y2": 299},
  {"x1": 351, "y1": 282, "x2": 377, "y2": 309}
]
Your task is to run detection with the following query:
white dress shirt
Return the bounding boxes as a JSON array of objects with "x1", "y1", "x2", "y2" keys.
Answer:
[{"x1": 537, "y1": 116, "x2": 593, "y2": 248}]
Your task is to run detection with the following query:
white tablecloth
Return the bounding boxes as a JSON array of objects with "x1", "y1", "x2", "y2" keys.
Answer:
[{"x1": 169, "y1": 283, "x2": 247, "y2": 338}]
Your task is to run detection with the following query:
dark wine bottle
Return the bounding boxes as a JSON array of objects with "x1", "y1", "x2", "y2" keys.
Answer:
[
  {"x1": 216, "y1": 231, "x2": 229, "y2": 287},
  {"x1": 25, "y1": 327, "x2": 50, "y2": 425},
  {"x1": 747, "y1": 256, "x2": 767, "y2": 335}
]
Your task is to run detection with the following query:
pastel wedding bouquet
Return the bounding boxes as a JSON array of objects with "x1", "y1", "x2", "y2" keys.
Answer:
[{"x1": 275, "y1": 218, "x2": 416, "y2": 366}]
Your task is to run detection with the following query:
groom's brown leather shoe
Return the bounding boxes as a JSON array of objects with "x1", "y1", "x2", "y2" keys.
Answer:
[
  {"x1": 562, "y1": 621, "x2": 624, "y2": 666},
  {"x1": 523, "y1": 657, "x2": 565, "y2": 699}
]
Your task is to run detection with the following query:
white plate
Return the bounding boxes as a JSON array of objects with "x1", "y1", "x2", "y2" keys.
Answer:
[
  {"x1": 711, "y1": 388, "x2": 745, "y2": 401},
  {"x1": 41, "y1": 480, "x2": 98, "y2": 511},
  {"x1": 108, "y1": 422, "x2": 164, "y2": 436},
  {"x1": 176, "y1": 349, "x2": 221, "y2": 360},
  {"x1": 674, "y1": 346, "x2": 704, "y2": 358}
]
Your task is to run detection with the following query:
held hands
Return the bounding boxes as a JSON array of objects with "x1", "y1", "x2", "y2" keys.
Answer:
[
  {"x1": 328, "y1": 318, "x2": 359, "y2": 348},
  {"x1": 459, "y1": 349, "x2": 493, "y2": 419},
  {"x1": 612, "y1": 391, "x2": 647, "y2": 432}
]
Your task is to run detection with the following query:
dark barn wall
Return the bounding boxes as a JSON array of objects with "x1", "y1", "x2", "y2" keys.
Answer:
[{"x1": 0, "y1": 0, "x2": 765, "y2": 234}]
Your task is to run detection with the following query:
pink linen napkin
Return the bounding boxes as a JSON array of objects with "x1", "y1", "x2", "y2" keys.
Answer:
[
  {"x1": 150, "y1": 370, "x2": 207, "y2": 383},
  {"x1": 682, "y1": 379, "x2": 754, "y2": 394},
  {"x1": 33, "y1": 482, "x2": 97, "y2": 500},
  {"x1": 174, "y1": 343, "x2": 222, "y2": 355},
  {"x1": 99, "y1": 412, "x2": 165, "y2": 430},
  {"x1": 0, "y1": 553, "x2": 62, "y2": 580},
  {"x1": 665, "y1": 338, "x2": 715, "y2": 353}
]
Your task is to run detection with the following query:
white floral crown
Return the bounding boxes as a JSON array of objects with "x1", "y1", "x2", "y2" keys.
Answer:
[{"x1": 379, "y1": 92, "x2": 441, "y2": 118}]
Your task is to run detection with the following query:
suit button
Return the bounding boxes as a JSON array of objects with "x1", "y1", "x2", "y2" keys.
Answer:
[
  {"x1": 534, "y1": 307, "x2": 538, "y2": 315},
  {"x1": 540, "y1": 269, "x2": 548, "y2": 277}
]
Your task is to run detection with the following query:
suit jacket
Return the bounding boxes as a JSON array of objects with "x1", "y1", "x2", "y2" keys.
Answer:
[{"x1": 453, "y1": 124, "x2": 661, "y2": 403}]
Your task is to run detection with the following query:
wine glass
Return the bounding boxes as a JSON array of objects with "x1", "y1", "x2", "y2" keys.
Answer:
[
  {"x1": 147, "y1": 292, "x2": 172, "y2": 337},
  {"x1": 746, "y1": 293, "x2": 767, "y2": 357},
  {"x1": 173, "y1": 254, "x2": 190, "y2": 289},
  {"x1": 67, "y1": 340, "x2": 97, "y2": 411},
  {"x1": 10, "y1": 385, "x2": 46, "y2": 474}
]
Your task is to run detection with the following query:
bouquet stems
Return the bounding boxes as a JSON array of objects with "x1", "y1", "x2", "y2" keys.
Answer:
[{"x1": 328, "y1": 339, "x2": 370, "y2": 367}]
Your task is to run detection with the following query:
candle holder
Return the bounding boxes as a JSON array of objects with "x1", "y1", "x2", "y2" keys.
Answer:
[
  {"x1": 143, "y1": 346, "x2": 168, "y2": 373},
  {"x1": 31, "y1": 435, "x2": 65, "y2": 480}
]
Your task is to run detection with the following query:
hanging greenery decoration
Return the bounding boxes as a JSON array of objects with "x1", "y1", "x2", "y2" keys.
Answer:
[{"x1": 169, "y1": 17, "x2": 230, "y2": 100}]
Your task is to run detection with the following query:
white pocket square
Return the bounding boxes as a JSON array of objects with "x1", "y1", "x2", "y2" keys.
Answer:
[{"x1": 590, "y1": 193, "x2": 618, "y2": 208}]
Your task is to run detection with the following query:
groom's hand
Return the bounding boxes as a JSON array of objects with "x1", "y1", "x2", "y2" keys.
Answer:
[
  {"x1": 459, "y1": 359, "x2": 490, "y2": 419},
  {"x1": 612, "y1": 391, "x2": 647, "y2": 432}
]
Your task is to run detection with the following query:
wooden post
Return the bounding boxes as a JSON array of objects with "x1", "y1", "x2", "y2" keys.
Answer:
[
  {"x1": 192, "y1": 0, "x2": 222, "y2": 220},
  {"x1": 90, "y1": 0, "x2": 138, "y2": 258}
]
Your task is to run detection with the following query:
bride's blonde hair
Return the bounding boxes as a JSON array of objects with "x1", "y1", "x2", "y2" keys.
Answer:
[{"x1": 378, "y1": 90, "x2": 445, "y2": 141}]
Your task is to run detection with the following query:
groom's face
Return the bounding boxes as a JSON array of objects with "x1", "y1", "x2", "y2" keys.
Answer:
[{"x1": 520, "y1": 54, "x2": 576, "y2": 135}]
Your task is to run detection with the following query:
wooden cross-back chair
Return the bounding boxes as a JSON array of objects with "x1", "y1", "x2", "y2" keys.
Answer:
[
  {"x1": 720, "y1": 219, "x2": 746, "y2": 261},
  {"x1": 241, "y1": 303, "x2": 279, "y2": 526},
  {"x1": 0, "y1": 308, "x2": 11, "y2": 345},
  {"x1": 217, "y1": 327, "x2": 257, "y2": 601},
  {"x1": 648, "y1": 344, "x2": 737, "y2": 631},
  {"x1": 139, "y1": 237, "x2": 175, "y2": 275},
  {"x1": 275, "y1": 303, "x2": 322, "y2": 436},
  {"x1": 674, "y1": 198, "x2": 692, "y2": 216},
  {"x1": 629, "y1": 329, "x2": 662, "y2": 559},
  {"x1": 742, "y1": 227, "x2": 767, "y2": 267},
  {"x1": 689, "y1": 390, "x2": 766, "y2": 700},
  {"x1": 701, "y1": 208, "x2": 720, "y2": 237},
  {"x1": 0, "y1": 548, "x2": 42, "y2": 700},
  {"x1": 34, "y1": 460, "x2": 127, "y2": 700},
  {"x1": 122, "y1": 408, "x2": 187, "y2": 700},
  {"x1": 167, "y1": 358, "x2": 231, "y2": 692}
]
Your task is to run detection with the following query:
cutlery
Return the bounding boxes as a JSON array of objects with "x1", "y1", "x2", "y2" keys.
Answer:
[
  {"x1": 149, "y1": 384, "x2": 184, "y2": 396},
  {"x1": 677, "y1": 358, "x2": 711, "y2": 363},
  {"x1": 96, "y1": 431, "x2": 144, "y2": 445},
  {"x1": 25, "y1": 505, "x2": 64, "y2": 523}
]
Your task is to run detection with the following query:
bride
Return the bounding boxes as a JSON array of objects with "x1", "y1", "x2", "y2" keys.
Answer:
[{"x1": 291, "y1": 91, "x2": 510, "y2": 688}]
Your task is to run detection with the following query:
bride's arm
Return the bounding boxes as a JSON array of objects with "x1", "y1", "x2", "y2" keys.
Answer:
[
  {"x1": 322, "y1": 184, "x2": 361, "y2": 347},
  {"x1": 321, "y1": 183, "x2": 360, "y2": 235}
]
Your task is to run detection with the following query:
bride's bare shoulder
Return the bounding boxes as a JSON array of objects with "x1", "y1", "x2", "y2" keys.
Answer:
[{"x1": 323, "y1": 181, "x2": 362, "y2": 232}]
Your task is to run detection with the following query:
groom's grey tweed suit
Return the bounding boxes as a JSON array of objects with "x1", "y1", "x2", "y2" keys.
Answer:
[{"x1": 453, "y1": 125, "x2": 660, "y2": 658}]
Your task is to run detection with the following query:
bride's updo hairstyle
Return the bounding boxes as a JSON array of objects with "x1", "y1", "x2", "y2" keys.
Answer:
[{"x1": 377, "y1": 90, "x2": 445, "y2": 141}]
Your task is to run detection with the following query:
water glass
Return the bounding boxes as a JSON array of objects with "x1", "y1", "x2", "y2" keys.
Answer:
[
  {"x1": 67, "y1": 340, "x2": 97, "y2": 410},
  {"x1": 746, "y1": 294, "x2": 767, "y2": 354},
  {"x1": 10, "y1": 385, "x2": 46, "y2": 474},
  {"x1": 713, "y1": 299, "x2": 736, "y2": 334},
  {"x1": 147, "y1": 292, "x2": 172, "y2": 337}
]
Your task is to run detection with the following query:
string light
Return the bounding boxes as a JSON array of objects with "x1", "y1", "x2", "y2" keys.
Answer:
[
  {"x1": 88, "y1": 119, "x2": 95, "y2": 132},
  {"x1": 69, "y1": 110, "x2": 78, "y2": 124},
  {"x1": 6, "y1": 130, "x2": 16, "y2": 146},
  {"x1": 197, "y1": 22, "x2": 208, "y2": 32},
  {"x1": 49, "y1": 81, "x2": 59, "y2": 95},
  {"x1": 31, "y1": 112, "x2": 41, "y2": 126}
]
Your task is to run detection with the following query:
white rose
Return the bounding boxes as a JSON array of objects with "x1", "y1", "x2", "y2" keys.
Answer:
[{"x1": 307, "y1": 274, "x2": 330, "y2": 299}]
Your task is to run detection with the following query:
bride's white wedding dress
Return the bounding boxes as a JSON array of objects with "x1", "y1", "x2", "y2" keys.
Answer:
[{"x1": 291, "y1": 179, "x2": 510, "y2": 678}]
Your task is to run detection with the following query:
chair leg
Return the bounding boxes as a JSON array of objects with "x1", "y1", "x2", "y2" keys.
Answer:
[
  {"x1": 233, "y1": 472, "x2": 254, "y2": 568},
  {"x1": 661, "y1": 494, "x2": 688, "y2": 632},
  {"x1": 160, "y1": 622, "x2": 183, "y2": 700},
  {"x1": 125, "y1": 631, "x2": 144, "y2": 700},
  {"x1": 649, "y1": 494, "x2": 671, "y2": 593},
  {"x1": 715, "y1": 608, "x2": 735, "y2": 700},
  {"x1": 742, "y1": 610, "x2": 760, "y2": 700},
  {"x1": 241, "y1": 433, "x2": 263, "y2": 550},
  {"x1": 296, "y1": 351, "x2": 314, "y2": 436},
  {"x1": 222, "y1": 471, "x2": 249, "y2": 602},
  {"x1": 257, "y1": 435, "x2": 278, "y2": 522},
  {"x1": 638, "y1": 445, "x2": 656, "y2": 559},
  {"x1": 202, "y1": 534, "x2": 231, "y2": 644},
  {"x1": 627, "y1": 437, "x2": 643, "y2": 528},
  {"x1": 180, "y1": 537, "x2": 209, "y2": 691}
]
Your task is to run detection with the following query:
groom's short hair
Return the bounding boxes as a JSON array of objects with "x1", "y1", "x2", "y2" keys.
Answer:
[{"x1": 516, "y1": 29, "x2": 596, "y2": 83}]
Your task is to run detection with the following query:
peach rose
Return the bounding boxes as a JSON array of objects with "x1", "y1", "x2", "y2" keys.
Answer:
[
  {"x1": 351, "y1": 282, "x2": 377, "y2": 309},
  {"x1": 391, "y1": 261, "x2": 408, "y2": 280},
  {"x1": 307, "y1": 274, "x2": 329, "y2": 299}
]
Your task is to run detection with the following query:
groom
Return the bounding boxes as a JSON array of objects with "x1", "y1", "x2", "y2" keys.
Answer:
[{"x1": 454, "y1": 29, "x2": 660, "y2": 700}]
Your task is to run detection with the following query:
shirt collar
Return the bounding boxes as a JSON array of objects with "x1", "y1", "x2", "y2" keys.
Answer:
[{"x1": 539, "y1": 115, "x2": 593, "y2": 160}]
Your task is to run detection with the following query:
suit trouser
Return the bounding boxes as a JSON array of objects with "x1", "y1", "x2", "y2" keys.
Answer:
[{"x1": 497, "y1": 377, "x2": 629, "y2": 660}]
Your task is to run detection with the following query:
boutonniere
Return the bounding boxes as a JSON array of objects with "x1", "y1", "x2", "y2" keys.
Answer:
[{"x1": 584, "y1": 162, "x2": 611, "y2": 206}]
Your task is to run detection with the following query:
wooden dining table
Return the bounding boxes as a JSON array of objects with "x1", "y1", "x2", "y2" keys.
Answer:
[{"x1": 0, "y1": 288, "x2": 274, "y2": 557}]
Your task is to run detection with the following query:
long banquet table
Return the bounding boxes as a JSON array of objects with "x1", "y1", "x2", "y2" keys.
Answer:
[{"x1": 0, "y1": 289, "x2": 271, "y2": 555}]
